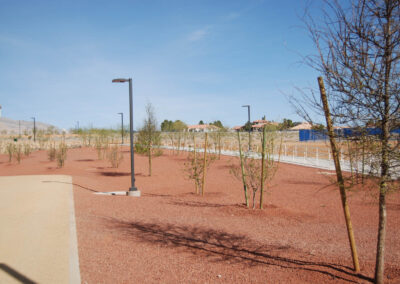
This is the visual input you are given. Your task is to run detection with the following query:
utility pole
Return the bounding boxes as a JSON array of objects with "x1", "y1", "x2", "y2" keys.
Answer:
[{"x1": 31, "y1": 117, "x2": 36, "y2": 142}]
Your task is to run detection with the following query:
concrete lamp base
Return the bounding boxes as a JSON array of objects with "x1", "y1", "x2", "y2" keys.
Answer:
[{"x1": 127, "y1": 190, "x2": 141, "y2": 197}]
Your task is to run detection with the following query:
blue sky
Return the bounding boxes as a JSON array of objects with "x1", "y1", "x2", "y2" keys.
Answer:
[{"x1": 0, "y1": 0, "x2": 322, "y2": 130}]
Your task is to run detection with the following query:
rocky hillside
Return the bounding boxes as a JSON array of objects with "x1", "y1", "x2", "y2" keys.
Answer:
[{"x1": 0, "y1": 117, "x2": 62, "y2": 135}]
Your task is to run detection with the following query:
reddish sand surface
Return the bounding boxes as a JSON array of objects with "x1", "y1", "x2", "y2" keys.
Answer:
[{"x1": 1, "y1": 147, "x2": 399, "y2": 283}]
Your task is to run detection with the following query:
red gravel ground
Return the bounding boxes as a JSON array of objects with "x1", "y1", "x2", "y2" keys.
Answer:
[{"x1": 1, "y1": 147, "x2": 399, "y2": 283}]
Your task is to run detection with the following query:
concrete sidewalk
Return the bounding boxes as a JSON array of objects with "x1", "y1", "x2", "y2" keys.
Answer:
[{"x1": 0, "y1": 175, "x2": 80, "y2": 284}]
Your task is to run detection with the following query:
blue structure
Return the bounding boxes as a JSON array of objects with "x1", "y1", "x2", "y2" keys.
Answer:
[
  {"x1": 299, "y1": 128, "x2": 399, "y2": 142},
  {"x1": 299, "y1": 129, "x2": 328, "y2": 141}
]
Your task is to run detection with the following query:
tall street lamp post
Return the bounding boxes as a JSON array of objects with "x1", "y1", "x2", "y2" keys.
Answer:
[
  {"x1": 31, "y1": 117, "x2": 36, "y2": 142},
  {"x1": 118, "y1": 112, "x2": 124, "y2": 144},
  {"x1": 112, "y1": 78, "x2": 140, "y2": 196},
  {"x1": 242, "y1": 105, "x2": 251, "y2": 151}
]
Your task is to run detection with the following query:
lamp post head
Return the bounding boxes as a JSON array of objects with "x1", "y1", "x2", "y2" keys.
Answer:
[
  {"x1": 242, "y1": 105, "x2": 250, "y2": 108},
  {"x1": 112, "y1": 78, "x2": 129, "y2": 83}
]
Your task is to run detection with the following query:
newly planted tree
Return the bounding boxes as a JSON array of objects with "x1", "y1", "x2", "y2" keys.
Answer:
[
  {"x1": 6, "y1": 142, "x2": 15, "y2": 163},
  {"x1": 48, "y1": 142, "x2": 56, "y2": 161},
  {"x1": 107, "y1": 144, "x2": 124, "y2": 168},
  {"x1": 23, "y1": 143, "x2": 32, "y2": 156},
  {"x1": 56, "y1": 143, "x2": 68, "y2": 168},
  {"x1": 295, "y1": 1, "x2": 400, "y2": 279},
  {"x1": 137, "y1": 103, "x2": 161, "y2": 176},
  {"x1": 14, "y1": 144, "x2": 22, "y2": 164},
  {"x1": 259, "y1": 125, "x2": 281, "y2": 209},
  {"x1": 232, "y1": 127, "x2": 280, "y2": 209},
  {"x1": 236, "y1": 131, "x2": 249, "y2": 207},
  {"x1": 184, "y1": 133, "x2": 215, "y2": 195},
  {"x1": 94, "y1": 135, "x2": 109, "y2": 160}
]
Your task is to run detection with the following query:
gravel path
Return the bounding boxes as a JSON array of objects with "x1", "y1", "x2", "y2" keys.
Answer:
[{"x1": 0, "y1": 147, "x2": 399, "y2": 283}]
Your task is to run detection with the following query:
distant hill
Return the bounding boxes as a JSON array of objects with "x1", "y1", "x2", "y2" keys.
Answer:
[{"x1": 0, "y1": 117, "x2": 62, "y2": 135}]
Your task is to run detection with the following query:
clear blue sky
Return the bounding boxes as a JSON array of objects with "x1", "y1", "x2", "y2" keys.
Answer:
[{"x1": 0, "y1": 0, "x2": 322, "y2": 130}]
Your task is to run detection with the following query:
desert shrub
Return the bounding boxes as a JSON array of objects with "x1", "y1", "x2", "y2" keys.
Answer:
[
  {"x1": 56, "y1": 143, "x2": 68, "y2": 168},
  {"x1": 37, "y1": 130, "x2": 50, "y2": 150},
  {"x1": 14, "y1": 144, "x2": 22, "y2": 164},
  {"x1": 94, "y1": 135, "x2": 109, "y2": 160},
  {"x1": 23, "y1": 143, "x2": 32, "y2": 156},
  {"x1": 231, "y1": 155, "x2": 262, "y2": 209},
  {"x1": 6, "y1": 142, "x2": 15, "y2": 162},
  {"x1": 134, "y1": 143, "x2": 147, "y2": 154},
  {"x1": 48, "y1": 142, "x2": 57, "y2": 161},
  {"x1": 184, "y1": 141, "x2": 216, "y2": 195},
  {"x1": 107, "y1": 144, "x2": 124, "y2": 168}
]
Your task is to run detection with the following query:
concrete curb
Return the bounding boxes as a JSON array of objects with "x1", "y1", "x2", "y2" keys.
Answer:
[{"x1": 69, "y1": 177, "x2": 81, "y2": 284}]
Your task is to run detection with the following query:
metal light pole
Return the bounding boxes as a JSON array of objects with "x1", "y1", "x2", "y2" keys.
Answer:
[
  {"x1": 31, "y1": 117, "x2": 36, "y2": 142},
  {"x1": 242, "y1": 105, "x2": 251, "y2": 151},
  {"x1": 112, "y1": 78, "x2": 140, "y2": 196},
  {"x1": 118, "y1": 112, "x2": 124, "y2": 144}
]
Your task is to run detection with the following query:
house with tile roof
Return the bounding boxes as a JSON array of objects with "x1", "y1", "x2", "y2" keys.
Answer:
[{"x1": 187, "y1": 124, "x2": 220, "y2": 132}]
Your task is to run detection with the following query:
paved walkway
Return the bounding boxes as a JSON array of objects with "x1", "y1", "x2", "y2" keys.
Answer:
[{"x1": 0, "y1": 175, "x2": 80, "y2": 284}]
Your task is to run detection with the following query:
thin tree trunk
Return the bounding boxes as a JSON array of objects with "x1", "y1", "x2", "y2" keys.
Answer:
[
  {"x1": 193, "y1": 136, "x2": 198, "y2": 194},
  {"x1": 375, "y1": 11, "x2": 392, "y2": 281},
  {"x1": 201, "y1": 133, "x2": 208, "y2": 196},
  {"x1": 248, "y1": 131, "x2": 251, "y2": 151},
  {"x1": 218, "y1": 132, "x2": 221, "y2": 159},
  {"x1": 375, "y1": 184, "x2": 387, "y2": 284},
  {"x1": 148, "y1": 141, "x2": 152, "y2": 176},
  {"x1": 347, "y1": 140, "x2": 354, "y2": 184},
  {"x1": 318, "y1": 76, "x2": 360, "y2": 273},
  {"x1": 361, "y1": 139, "x2": 365, "y2": 184},
  {"x1": 238, "y1": 132, "x2": 249, "y2": 207},
  {"x1": 260, "y1": 125, "x2": 266, "y2": 209}
]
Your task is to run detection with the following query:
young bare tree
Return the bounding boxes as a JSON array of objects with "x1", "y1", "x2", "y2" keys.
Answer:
[
  {"x1": 296, "y1": 1, "x2": 400, "y2": 281},
  {"x1": 231, "y1": 126, "x2": 281, "y2": 209},
  {"x1": 184, "y1": 133, "x2": 215, "y2": 195},
  {"x1": 137, "y1": 103, "x2": 161, "y2": 176}
]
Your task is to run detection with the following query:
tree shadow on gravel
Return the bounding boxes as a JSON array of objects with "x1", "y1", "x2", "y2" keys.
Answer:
[
  {"x1": 98, "y1": 171, "x2": 145, "y2": 177},
  {"x1": 282, "y1": 179, "x2": 328, "y2": 186},
  {"x1": 42, "y1": 180, "x2": 100, "y2": 193},
  {"x1": 168, "y1": 200, "x2": 229, "y2": 208},
  {"x1": 143, "y1": 193, "x2": 172, "y2": 198},
  {"x1": 100, "y1": 172, "x2": 131, "y2": 177},
  {"x1": 75, "y1": 159, "x2": 95, "y2": 162},
  {"x1": 105, "y1": 218, "x2": 373, "y2": 283}
]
